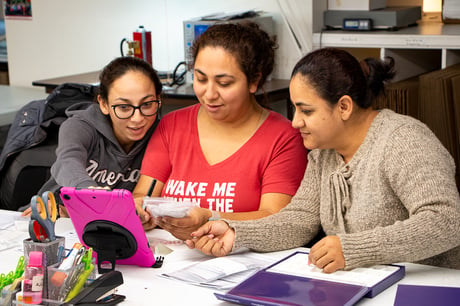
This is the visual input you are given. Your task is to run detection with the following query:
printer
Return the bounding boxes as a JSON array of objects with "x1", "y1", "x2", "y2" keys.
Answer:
[
  {"x1": 324, "y1": 6, "x2": 422, "y2": 31},
  {"x1": 183, "y1": 11, "x2": 274, "y2": 65}
]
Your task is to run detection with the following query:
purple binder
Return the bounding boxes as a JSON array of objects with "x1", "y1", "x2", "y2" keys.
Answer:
[{"x1": 215, "y1": 251, "x2": 405, "y2": 306}]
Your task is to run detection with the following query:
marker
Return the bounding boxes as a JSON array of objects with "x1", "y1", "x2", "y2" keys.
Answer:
[{"x1": 143, "y1": 179, "x2": 157, "y2": 211}]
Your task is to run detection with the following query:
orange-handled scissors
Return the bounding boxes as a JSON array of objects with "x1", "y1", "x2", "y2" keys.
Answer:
[{"x1": 28, "y1": 191, "x2": 57, "y2": 242}]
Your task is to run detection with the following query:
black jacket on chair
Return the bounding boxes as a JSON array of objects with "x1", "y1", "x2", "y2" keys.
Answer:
[{"x1": 0, "y1": 83, "x2": 96, "y2": 210}]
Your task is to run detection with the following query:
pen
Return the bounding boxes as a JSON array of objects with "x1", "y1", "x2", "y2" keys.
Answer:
[{"x1": 57, "y1": 245, "x2": 65, "y2": 263}]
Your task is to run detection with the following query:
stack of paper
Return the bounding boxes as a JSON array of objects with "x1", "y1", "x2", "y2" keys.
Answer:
[
  {"x1": 374, "y1": 65, "x2": 460, "y2": 189},
  {"x1": 161, "y1": 253, "x2": 274, "y2": 290},
  {"x1": 418, "y1": 64, "x2": 460, "y2": 187},
  {"x1": 374, "y1": 76, "x2": 419, "y2": 119}
]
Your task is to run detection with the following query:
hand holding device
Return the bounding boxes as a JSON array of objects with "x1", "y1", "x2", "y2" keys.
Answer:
[
  {"x1": 143, "y1": 197, "x2": 194, "y2": 218},
  {"x1": 155, "y1": 206, "x2": 212, "y2": 241}
]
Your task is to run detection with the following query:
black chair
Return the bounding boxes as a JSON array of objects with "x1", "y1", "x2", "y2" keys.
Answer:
[{"x1": 0, "y1": 129, "x2": 58, "y2": 211}]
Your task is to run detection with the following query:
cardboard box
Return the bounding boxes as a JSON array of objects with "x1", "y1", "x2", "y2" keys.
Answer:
[{"x1": 328, "y1": 0, "x2": 386, "y2": 11}]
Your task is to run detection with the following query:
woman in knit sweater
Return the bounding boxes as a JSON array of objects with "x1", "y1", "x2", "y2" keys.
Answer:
[{"x1": 185, "y1": 48, "x2": 460, "y2": 273}]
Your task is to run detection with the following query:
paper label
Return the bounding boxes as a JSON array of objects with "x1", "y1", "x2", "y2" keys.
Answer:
[{"x1": 31, "y1": 274, "x2": 44, "y2": 291}]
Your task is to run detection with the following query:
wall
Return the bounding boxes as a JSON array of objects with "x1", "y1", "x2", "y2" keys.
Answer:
[{"x1": 4, "y1": 0, "x2": 311, "y2": 88}]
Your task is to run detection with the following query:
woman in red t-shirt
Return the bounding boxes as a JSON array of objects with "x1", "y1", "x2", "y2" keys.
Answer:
[{"x1": 133, "y1": 22, "x2": 307, "y2": 240}]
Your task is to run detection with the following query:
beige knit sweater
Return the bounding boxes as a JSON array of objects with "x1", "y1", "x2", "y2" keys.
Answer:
[{"x1": 229, "y1": 109, "x2": 460, "y2": 270}]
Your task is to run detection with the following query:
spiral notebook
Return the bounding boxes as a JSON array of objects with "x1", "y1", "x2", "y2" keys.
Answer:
[{"x1": 215, "y1": 251, "x2": 405, "y2": 306}]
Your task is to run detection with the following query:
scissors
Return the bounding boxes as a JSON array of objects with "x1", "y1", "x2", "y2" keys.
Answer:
[{"x1": 28, "y1": 191, "x2": 57, "y2": 242}]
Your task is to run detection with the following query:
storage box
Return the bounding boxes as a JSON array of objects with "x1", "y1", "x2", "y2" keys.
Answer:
[{"x1": 328, "y1": 0, "x2": 386, "y2": 11}]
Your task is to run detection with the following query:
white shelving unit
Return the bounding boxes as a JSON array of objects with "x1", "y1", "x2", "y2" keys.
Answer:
[{"x1": 312, "y1": 10, "x2": 460, "y2": 81}]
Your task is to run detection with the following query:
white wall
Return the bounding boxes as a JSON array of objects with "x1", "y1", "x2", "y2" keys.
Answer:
[{"x1": 4, "y1": 0, "x2": 312, "y2": 87}]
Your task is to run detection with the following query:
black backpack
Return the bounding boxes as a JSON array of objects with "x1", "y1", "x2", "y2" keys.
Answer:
[{"x1": 0, "y1": 83, "x2": 97, "y2": 211}]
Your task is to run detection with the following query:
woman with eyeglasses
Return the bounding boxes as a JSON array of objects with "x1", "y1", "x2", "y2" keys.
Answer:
[
  {"x1": 23, "y1": 56, "x2": 162, "y2": 217},
  {"x1": 133, "y1": 22, "x2": 307, "y2": 240}
]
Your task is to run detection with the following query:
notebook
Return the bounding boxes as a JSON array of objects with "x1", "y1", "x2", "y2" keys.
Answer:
[{"x1": 215, "y1": 251, "x2": 405, "y2": 306}]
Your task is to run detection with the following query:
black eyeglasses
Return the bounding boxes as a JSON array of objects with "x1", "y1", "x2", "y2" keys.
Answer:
[{"x1": 111, "y1": 100, "x2": 161, "y2": 119}]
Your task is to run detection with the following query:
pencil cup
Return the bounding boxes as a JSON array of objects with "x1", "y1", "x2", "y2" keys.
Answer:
[
  {"x1": 23, "y1": 237, "x2": 65, "y2": 267},
  {"x1": 23, "y1": 237, "x2": 65, "y2": 300},
  {"x1": 47, "y1": 262, "x2": 91, "y2": 303}
]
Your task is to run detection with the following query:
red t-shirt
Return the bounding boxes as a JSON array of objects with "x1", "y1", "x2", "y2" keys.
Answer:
[{"x1": 141, "y1": 104, "x2": 307, "y2": 213}]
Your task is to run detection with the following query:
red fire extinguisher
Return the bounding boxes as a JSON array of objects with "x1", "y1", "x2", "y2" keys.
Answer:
[
  {"x1": 133, "y1": 25, "x2": 152, "y2": 65},
  {"x1": 120, "y1": 25, "x2": 152, "y2": 65}
]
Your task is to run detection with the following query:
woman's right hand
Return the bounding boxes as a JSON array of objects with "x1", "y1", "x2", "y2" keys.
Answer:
[
  {"x1": 185, "y1": 220, "x2": 235, "y2": 256},
  {"x1": 134, "y1": 197, "x2": 156, "y2": 231}
]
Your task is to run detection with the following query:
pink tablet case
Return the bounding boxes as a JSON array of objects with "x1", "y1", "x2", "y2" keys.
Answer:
[{"x1": 60, "y1": 187, "x2": 155, "y2": 272}]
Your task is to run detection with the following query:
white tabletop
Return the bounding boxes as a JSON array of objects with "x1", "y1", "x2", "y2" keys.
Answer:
[
  {"x1": 0, "y1": 85, "x2": 47, "y2": 126},
  {"x1": 1, "y1": 213, "x2": 460, "y2": 306}
]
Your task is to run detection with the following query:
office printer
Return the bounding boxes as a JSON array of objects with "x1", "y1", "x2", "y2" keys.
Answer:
[{"x1": 183, "y1": 10, "x2": 274, "y2": 65}]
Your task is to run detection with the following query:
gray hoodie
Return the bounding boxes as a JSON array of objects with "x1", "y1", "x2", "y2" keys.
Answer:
[{"x1": 39, "y1": 103, "x2": 158, "y2": 197}]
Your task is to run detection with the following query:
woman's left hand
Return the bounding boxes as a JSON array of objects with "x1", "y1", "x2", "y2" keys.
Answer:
[
  {"x1": 154, "y1": 207, "x2": 210, "y2": 241},
  {"x1": 308, "y1": 236, "x2": 345, "y2": 273}
]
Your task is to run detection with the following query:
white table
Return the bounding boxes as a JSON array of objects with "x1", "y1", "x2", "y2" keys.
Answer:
[
  {"x1": 0, "y1": 85, "x2": 47, "y2": 126},
  {"x1": 1, "y1": 213, "x2": 460, "y2": 306}
]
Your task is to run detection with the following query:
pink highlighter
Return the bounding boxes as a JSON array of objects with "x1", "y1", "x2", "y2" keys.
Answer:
[{"x1": 59, "y1": 187, "x2": 155, "y2": 273}]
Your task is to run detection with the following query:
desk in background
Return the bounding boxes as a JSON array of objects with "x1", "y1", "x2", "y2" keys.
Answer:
[
  {"x1": 32, "y1": 71, "x2": 293, "y2": 119},
  {"x1": 0, "y1": 85, "x2": 47, "y2": 127},
  {"x1": 1, "y1": 214, "x2": 460, "y2": 306}
]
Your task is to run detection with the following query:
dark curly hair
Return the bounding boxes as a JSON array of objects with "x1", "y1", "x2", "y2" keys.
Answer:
[{"x1": 190, "y1": 21, "x2": 278, "y2": 91}]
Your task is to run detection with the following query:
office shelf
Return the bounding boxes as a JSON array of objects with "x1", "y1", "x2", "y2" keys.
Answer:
[{"x1": 312, "y1": 22, "x2": 460, "y2": 81}]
